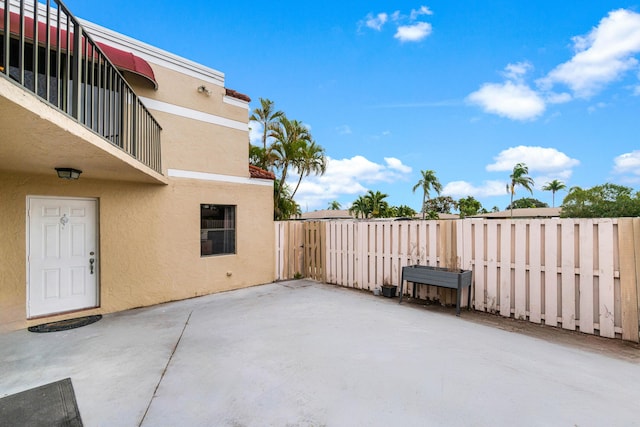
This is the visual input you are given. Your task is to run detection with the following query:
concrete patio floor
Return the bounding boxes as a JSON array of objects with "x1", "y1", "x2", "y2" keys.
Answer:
[{"x1": 2, "y1": 280, "x2": 640, "y2": 427}]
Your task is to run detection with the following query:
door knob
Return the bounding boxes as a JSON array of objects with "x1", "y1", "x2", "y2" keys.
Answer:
[{"x1": 89, "y1": 258, "x2": 95, "y2": 274}]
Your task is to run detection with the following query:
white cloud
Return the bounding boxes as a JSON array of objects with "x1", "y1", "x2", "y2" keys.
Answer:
[
  {"x1": 248, "y1": 121, "x2": 263, "y2": 146},
  {"x1": 410, "y1": 6, "x2": 433, "y2": 20},
  {"x1": 467, "y1": 81, "x2": 546, "y2": 121},
  {"x1": 503, "y1": 61, "x2": 532, "y2": 82},
  {"x1": 486, "y1": 146, "x2": 580, "y2": 178},
  {"x1": 360, "y1": 7, "x2": 434, "y2": 42},
  {"x1": 469, "y1": 9, "x2": 640, "y2": 120},
  {"x1": 545, "y1": 92, "x2": 572, "y2": 104},
  {"x1": 364, "y1": 12, "x2": 388, "y2": 31},
  {"x1": 442, "y1": 180, "x2": 507, "y2": 198},
  {"x1": 539, "y1": 9, "x2": 640, "y2": 98},
  {"x1": 394, "y1": 22, "x2": 433, "y2": 42},
  {"x1": 468, "y1": 62, "x2": 545, "y2": 120},
  {"x1": 613, "y1": 150, "x2": 640, "y2": 175},
  {"x1": 290, "y1": 155, "x2": 412, "y2": 210},
  {"x1": 385, "y1": 157, "x2": 412, "y2": 173}
]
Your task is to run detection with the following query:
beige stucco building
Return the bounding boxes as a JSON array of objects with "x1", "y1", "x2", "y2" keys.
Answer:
[{"x1": 0, "y1": 1, "x2": 275, "y2": 331}]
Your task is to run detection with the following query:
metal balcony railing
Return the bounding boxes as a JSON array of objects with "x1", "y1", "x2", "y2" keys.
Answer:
[{"x1": 0, "y1": 0, "x2": 162, "y2": 174}]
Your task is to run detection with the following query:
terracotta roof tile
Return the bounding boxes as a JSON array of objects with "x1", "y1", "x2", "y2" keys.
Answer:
[
  {"x1": 225, "y1": 88, "x2": 251, "y2": 103},
  {"x1": 249, "y1": 164, "x2": 275, "y2": 180}
]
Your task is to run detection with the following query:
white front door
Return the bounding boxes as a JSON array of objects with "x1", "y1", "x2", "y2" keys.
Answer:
[{"x1": 27, "y1": 197, "x2": 98, "y2": 317}]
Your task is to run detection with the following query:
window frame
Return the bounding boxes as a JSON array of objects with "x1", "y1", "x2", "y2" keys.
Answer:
[{"x1": 200, "y1": 204, "x2": 236, "y2": 257}]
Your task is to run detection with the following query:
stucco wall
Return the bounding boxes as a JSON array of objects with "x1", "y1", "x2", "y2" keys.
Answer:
[
  {"x1": 0, "y1": 172, "x2": 275, "y2": 332},
  {"x1": 126, "y1": 64, "x2": 250, "y2": 177},
  {"x1": 131, "y1": 66, "x2": 249, "y2": 124},
  {"x1": 153, "y1": 109, "x2": 249, "y2": 177},
  {"x1": 0, "y1": 19, "x2": 274, "y2": 332}
]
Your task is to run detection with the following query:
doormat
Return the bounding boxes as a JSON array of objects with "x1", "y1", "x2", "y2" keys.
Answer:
[
  {"x1": 28, "y1": 315, "x2": 102, "y2": 333},
  {"x1": 0, "y1": 378, "x2": 83, "y2": 426}
]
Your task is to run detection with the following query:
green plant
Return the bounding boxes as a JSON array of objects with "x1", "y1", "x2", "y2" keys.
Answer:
[
  {"x1": 458, "y1": 196, "x2": 483, "y2": 218},
  {"x1": 506, "y1": 162, "x2": 534, "y2": 218},
  {"x1": 505, "y1": 197, "x2": 548, "y2": 210},
  {"x1": 413, "y1": 169, "x2": 442, "y2": 220},
  {"x1": 542, "y1": 179, "x2": 566, "y2": 208},
  {"x1": 561, "y1": 183, "x2": 640, "y2": 217}
]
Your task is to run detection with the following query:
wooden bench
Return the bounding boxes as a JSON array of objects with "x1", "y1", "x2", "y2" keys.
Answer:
[{"x1": 399, "y1": 265, "x2": 472, "y2": 316}]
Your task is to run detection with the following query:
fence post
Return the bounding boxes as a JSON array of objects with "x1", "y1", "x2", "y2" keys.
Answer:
[
  {"x1": 304, "y1": 222, "x2": 312, "y2": 279},
  {"x1": 275, "y1": 222, "x2": 282, "y2": 281},
  {"x1": 321, "y1": 222, "x2": 327, "y2": 283},
  {"x1": 437, "y1": 220, "x2": 457, "y2": 305},
  {"x1": 357, "y1": 222, "x2": 367, "y2": 290},
  {"x1": 619, "y1": 218, "x2": 639, "y2": 342},
  {"x1": 459, "y1": 219, "x2": 472, "y2": 308}
]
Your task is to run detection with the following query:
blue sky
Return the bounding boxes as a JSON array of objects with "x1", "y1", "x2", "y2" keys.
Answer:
[{"x1": 67, "y1": 1, "x2": 640, "y2": 212}]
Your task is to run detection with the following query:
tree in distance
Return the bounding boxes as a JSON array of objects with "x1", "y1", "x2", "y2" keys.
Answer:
[
  {"x1": 328, "y1": 200, "x2": 341, "y2": 210},
  {"x1": 413, "y1": 169, "x2": 442, "y2": 220},
  {"x1": 458, "y1": 196, "x2": 484, "y2": 218},
  {"x1": 561, "y1": 183, "x2": 640, "y2": 218},
  {"x1": 505, "y1": 198, "x2": 548, "y2": 210},
  {"x1": 424, "y1": 196, "x2": 458, "y2": 214},
  {"x1": 506, "y1": 163, "x2": 534, "y2": 218},
  {"x1": 542, "y1": 179, "x2": 566, "y2": 208}
]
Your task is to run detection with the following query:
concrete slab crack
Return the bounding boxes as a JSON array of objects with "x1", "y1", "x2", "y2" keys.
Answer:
[{"x1": 138, "y1": 310, "x2": 193, "y2": 426}]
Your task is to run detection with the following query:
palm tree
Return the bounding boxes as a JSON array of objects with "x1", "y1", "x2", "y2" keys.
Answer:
[
  {"x1": 290, "y1": 140, "x2": 327, "y2": 200},
  {"x1": 328, "y1": 201, "x2": 341, "y2": 210},
  {"x1": 412, "y1": 170, "x2": 442, "y2": 220},
  {"x1": 506, "y1": 162, "x2": 535, "y2": 217},
  {"x1": 426, "y1": 210, "x2": 439, "y2": 220},
  {"x1": 270, "y1": 116, "x2": 312, "y2": 209},
  {"x1": 273, "y1": 180, "x2": 301, "y2": 220},
  {"x1": 542, "y1": 179, "x2": 566, "y2": 207},
  {"x1": 365, "y1": 190, "x2": 389, "y2": 218},
  {"x1": 248, "y1": 143, "x2": 277, "y2": 170},
  {"x1": 349, "y1": 196, "x2": 369, "y2": 219},
  {"x1": 249, "y1": 98, "x2": 283, "y2": 149},
  {"x1": 393, "y1": 205, "x2": 417, "y2": 218}
]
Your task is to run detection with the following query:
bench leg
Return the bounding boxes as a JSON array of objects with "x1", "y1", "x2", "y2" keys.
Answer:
[
  {"x1": 399, "y1": 280, "x2": 404, "y2": 304},
  {"x1": 456, "y1": 286, "x2": 462, "y2": 316}
]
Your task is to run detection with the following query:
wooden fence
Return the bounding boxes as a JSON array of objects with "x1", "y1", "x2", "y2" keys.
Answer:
[{"x1": 275, "y1": 219, "x2": 640, "y2": 342}]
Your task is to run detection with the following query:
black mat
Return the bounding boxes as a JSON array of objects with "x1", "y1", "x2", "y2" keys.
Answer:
[
  {"x1": 28, "y1": 315, "x2": 102, "y2": 333},
  {"x1": 0, "y1": 378, "x2": 83, "y2": 426}
]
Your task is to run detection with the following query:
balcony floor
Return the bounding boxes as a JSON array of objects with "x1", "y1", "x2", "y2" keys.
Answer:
[{"x1": 1, "y1": 281, "x2": 639, "y2": 426}]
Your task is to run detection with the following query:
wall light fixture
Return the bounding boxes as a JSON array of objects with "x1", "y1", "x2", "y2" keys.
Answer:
[{"x1": 55, "y1": 167, "x2": 82, "y2": 180}]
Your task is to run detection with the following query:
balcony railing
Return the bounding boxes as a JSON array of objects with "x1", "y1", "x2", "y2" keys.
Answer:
[{"x1": 0, "y1": 0, "x2": 162, "y2": 174}]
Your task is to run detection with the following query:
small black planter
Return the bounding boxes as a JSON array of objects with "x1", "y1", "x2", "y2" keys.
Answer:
[{"x1": 381, "y1": 284, "x2": 397, "y2": 298}]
